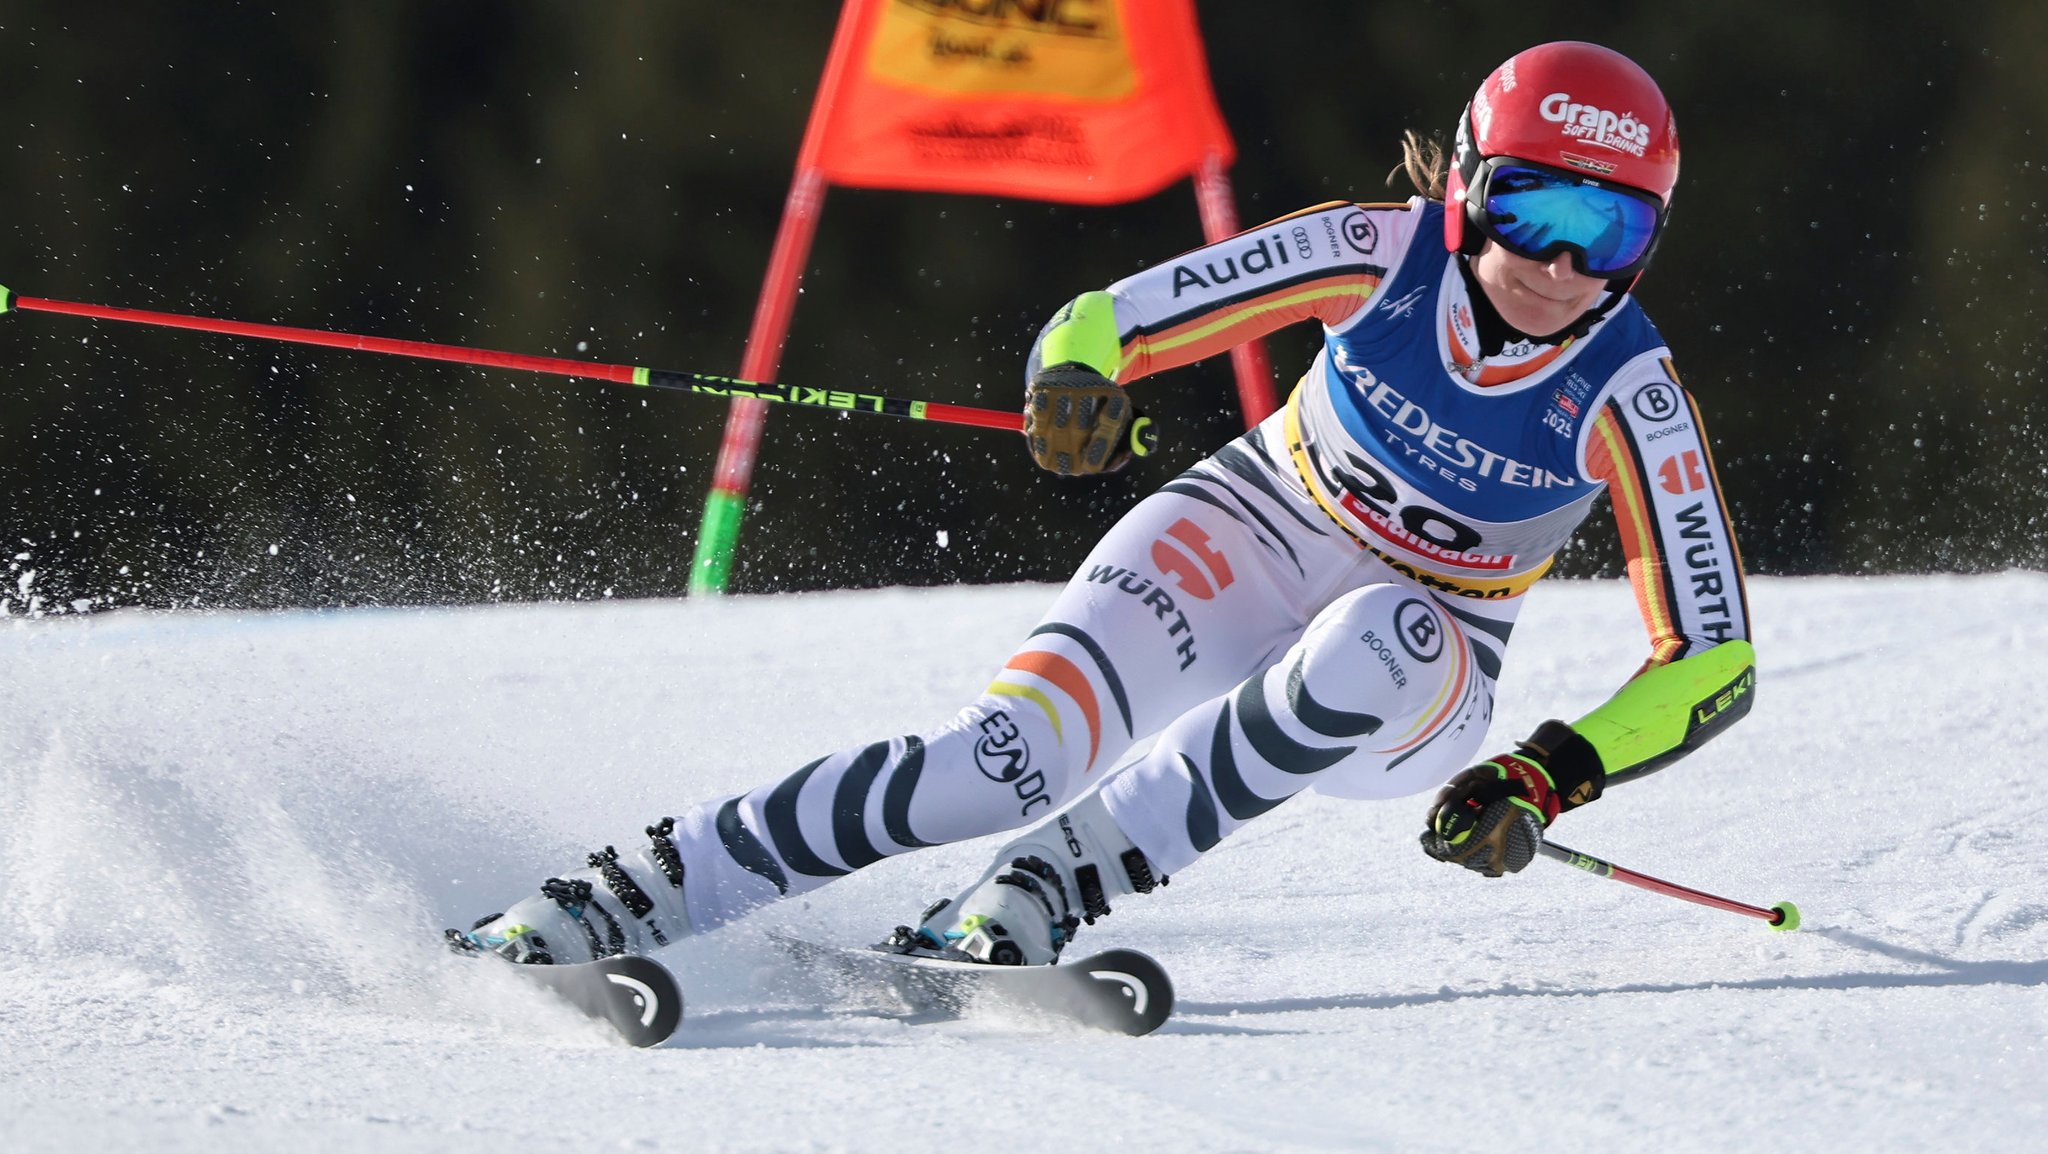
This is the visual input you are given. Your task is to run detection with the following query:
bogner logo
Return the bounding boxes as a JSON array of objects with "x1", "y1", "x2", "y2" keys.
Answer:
[
  {"x1": 1393, "y1": 598, "x2": 1444, "y2": 662},
  {"x1": 1339, "y1": 210, "x2": 1377, "y2": 255},
  {"x1": 1632, "y1": 382, "x2": 1682, "y2": 424}
]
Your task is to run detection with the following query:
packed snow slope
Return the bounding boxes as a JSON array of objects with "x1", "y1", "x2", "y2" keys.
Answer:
[{"x1": 2, "y1": 574, "x2": 2044, "y2": 1153}]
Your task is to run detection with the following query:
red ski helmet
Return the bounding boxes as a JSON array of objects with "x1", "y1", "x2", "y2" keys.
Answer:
[{"x1": 1445, "y1": 42, "x2": 1680, "y2": 289}]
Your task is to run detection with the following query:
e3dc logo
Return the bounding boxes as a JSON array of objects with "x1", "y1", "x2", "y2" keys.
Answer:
[{"x1": 974, "y1": 711, "x2": 1030, "y2": 783}]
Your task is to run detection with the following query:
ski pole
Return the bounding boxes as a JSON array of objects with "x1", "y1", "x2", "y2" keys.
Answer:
[
  {"x1": 1538, "y1": 839, "x2": 1800, "y2": 931},
  {"x1": 0, "y1": 284, "x2": 1159, "y2": 458}
]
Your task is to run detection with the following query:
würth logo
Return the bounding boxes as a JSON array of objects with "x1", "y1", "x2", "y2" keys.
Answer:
[
  {"x1": 1150, "y1": 518, "x2": 1234, "y2": 600},
  {"x1": 1657, "y1": 448, "x2": 1707, "y2": 495}
]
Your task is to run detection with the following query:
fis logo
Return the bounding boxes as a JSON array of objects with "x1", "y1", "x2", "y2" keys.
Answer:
[{"x1": 1378, "y1": 287, "x2": 1427, "y2": 319}]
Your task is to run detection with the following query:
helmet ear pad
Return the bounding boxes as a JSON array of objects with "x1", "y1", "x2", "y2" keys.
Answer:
[{"x1": 1443, "y1": 104, "x2": 1489, "y2": 258}]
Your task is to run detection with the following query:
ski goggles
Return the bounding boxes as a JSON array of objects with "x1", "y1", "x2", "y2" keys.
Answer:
[{"x1": 1468, "y1": 158, "x2": 1665, "y2": 278}]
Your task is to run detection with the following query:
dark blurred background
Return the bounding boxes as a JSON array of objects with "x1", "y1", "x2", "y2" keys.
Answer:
[{"x1": 4, "y1": 2, "x2": 2043, "y2": 610}]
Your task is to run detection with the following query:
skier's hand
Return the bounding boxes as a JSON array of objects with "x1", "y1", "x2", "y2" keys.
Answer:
[
  {"x1": 1421, "y1": 721, "x2": 1603, "y2": 877},
  {"x1": 1025, "y1": 362, "x2": 1133, "y2": 476}
]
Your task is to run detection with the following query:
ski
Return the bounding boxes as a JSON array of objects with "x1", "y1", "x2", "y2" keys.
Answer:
[
  {"x1": 494, "y1": 954, "x2": 685, "y2": 1047},
  {"x1": 773, "y1": 933, "x2": 1174, "y2": 1036}
]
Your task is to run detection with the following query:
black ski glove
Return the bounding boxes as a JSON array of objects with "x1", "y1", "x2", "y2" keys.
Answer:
[
  {"x1": 1024, "y1": 362, "x2": 1133, "y2": 476},
  {"x1": 1421, "y1": 720, "x2": 1603, "y2": 877}
]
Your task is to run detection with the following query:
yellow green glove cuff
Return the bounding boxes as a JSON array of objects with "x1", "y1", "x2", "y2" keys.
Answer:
[
  {"x1": 1037, "y1": 291, "x2": 1124, "y2": 381},
  {"x1": 1573, "y1": 640, "x2": 1756, "y2": 782}
]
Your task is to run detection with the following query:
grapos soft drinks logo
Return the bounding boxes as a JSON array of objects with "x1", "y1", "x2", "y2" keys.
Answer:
[{"x1": 1538, "y1": 93, "x2": 1653, "y2": 156}]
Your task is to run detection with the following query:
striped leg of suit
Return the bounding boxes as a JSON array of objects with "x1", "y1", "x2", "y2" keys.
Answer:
[{"x1": 1104, "y1": 580, "x2": 1510, "y2": 876}]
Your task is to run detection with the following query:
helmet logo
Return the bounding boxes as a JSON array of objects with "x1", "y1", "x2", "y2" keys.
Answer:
[
  {"x1": 1538, "y1": 92, "x2": 1652, "y2": 156},
  {"x1": 1559, "y1": 152, "x2": 1617, "y2": 176}
]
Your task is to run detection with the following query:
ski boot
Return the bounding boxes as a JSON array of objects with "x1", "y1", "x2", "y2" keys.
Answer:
[
  {"x1": 447, "y1": 818, "x2": 694, "y2": 964},
  {"x1": 891, "y1": 792, "x2": 1164, "y2": 965}
]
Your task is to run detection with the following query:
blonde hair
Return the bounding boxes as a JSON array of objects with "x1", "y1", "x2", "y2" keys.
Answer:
[{"x1": 1392, "y1": 130, "x2": 1448, "y2": 200}]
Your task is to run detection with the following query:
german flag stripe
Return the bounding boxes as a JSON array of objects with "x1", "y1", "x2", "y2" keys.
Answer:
[
  {"x1": 1124, "y1": 276, "x2": 1380, "y2": 378},
  {"x1": 1124, "y1": 264, "x2": 1384, "y2": 337},
  {"x1": 1589, "y1": 405, "x2": 1686, "y2": 665},
  {"x1": 1027, "y1": 622, "x2": 1133, "y2": 737},
  {"x1": 1114, "y1": 268, "x2": 1384, "y2": 373},
  {"x1": 1379, "y1": 611, "x2": 1473, "y2": 755},
  {"x1": 996, "y1": 649, "x2": 1105, "y2": 772}
]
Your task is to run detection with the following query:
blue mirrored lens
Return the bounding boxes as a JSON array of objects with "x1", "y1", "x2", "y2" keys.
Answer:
[{"x1": 1482, "y1": 165, "x2": 1660, "y2": 274}]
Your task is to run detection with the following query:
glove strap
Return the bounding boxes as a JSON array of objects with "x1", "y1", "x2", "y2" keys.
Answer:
[{"x1": 1521, "y1": 719, "x2": 1605, "y2": 812}]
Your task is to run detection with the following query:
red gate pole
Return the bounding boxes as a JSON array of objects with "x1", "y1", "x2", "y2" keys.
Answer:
[
  {"x1": 1193, "y1": 152, "x2": 1276, "y2": 428},
  {"x1": 686, "y1": 170, "x2": 827, "y2": 596}
]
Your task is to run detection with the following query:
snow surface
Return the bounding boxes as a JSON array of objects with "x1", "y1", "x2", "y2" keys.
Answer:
[{"x1": 3, "y1": 574, "x2": 2044, "y2": 1152}]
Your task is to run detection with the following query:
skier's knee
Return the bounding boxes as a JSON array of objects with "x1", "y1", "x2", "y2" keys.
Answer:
[{"x1": 1294, "y1": 584, "x2": 1464, "y2": 729}]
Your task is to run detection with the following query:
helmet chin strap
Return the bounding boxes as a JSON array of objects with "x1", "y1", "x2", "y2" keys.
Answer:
[
  {"x1": 1456, "y1": 253, "x2": 1625, "y2": 351},
  {"x1": 1553, "y1": 285, "x2": 1626, "y2": 342}
]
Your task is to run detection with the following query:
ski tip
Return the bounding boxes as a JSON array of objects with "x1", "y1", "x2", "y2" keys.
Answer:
[
  {"x1": 0, "y1": 285, "x2": 13, "y2": 314},
  {"x1": 491, "y1": 953, "x2": 685, "y2": 1047},
  {"x1": 1074, "y1": 948, "x2": 1175, "y2": 1036},
  {"x1": 599, "y1": 955, "x2": 686, "y2": 1046},
  {"x1": 1768, "y1": 901, "x2": 1801, "y2": 932}
]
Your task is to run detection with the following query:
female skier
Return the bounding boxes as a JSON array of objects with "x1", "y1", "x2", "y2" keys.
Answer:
[{"x1": 455, "y1": 40, "x2": 1755, "y2": 968}]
